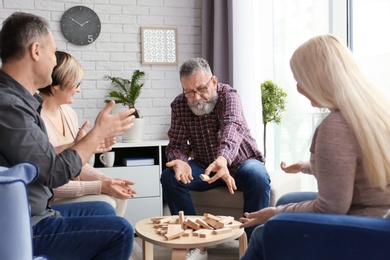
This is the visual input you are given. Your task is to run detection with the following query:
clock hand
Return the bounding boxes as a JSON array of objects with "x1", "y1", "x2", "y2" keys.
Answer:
[
  {"x1": 80, "y1": 20, "x2": 91, "y2": 27},
  {"x1": 67, "y1": 16, "x2": 83, "y2": 27}
]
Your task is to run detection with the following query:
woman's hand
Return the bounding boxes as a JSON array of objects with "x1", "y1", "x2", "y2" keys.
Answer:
[
  {"x1": 75, "y1": 120, "x2": 90, "y2": 142},
  {"x1": 239, "y1": 207, "x2": 277, "y2": 228},
  {"x1": 101, "y1": 178, "x2": 136, "y2": 199},
  {"x1": 280, "y1": 161, "x2": 302, "y2": 174}
]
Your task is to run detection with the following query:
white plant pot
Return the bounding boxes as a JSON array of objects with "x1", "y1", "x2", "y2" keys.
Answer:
[{"x1": 122, "y1": 118, "x2": 145, "y2": 143}]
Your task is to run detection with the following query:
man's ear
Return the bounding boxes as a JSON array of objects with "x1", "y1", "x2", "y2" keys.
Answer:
[
  {"x1": 212, "y1": 75, "x2": 218, "y2": 88},
  {"x1": 29, "y1": 42, "x2": 40, "y2": 61}
]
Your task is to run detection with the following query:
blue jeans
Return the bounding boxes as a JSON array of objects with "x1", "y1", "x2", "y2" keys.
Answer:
[
  {"x1": 241, "y1": 191, "x2": 318, "y2": 260},
  {"x1": 160, "y1": 159, "x2": 270, "y2": 239},
  {"x1": 33, "y1": 201, "x2": 134, "y2": 260}
]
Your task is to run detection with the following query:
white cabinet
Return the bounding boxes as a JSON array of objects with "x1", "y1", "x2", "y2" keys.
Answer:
[{"x1": 95, "y1": 140, "x2": 168, "y2": 226}]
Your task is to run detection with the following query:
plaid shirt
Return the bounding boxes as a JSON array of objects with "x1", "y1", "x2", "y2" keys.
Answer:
[{"x1": 166, "y1": 83, "x2": 265, "y2": 176}]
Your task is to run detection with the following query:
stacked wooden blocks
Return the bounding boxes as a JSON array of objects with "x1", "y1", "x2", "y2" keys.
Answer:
[{"x1": 151, "y1": 211, "x2": 241, "y2": 240}]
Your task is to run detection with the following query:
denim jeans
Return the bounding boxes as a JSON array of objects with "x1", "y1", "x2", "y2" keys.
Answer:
[
  {"x1": 241, "y1": 191, "x2": 318, "y2": 259},
  {"x1": 160, "y1": 159, "x2": 270, "y2": 239},
  {"x1": 32, "y1": 201, "x2": 134, "y2": 260}
]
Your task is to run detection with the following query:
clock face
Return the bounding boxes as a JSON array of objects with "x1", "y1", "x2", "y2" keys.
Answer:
[{"x1": 61, "y1": 6, "x2": 101, "y2": 45}]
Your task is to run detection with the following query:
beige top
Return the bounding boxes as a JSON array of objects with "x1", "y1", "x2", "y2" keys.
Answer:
[
  {"x1": 276, "y1": 110, "x2": 390, "y2": 217},
  {"x1": 42, "y1": 104, "x2": 110, "y2": 198}
]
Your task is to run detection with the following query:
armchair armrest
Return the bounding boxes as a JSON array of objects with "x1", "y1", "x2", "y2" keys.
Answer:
[{"x1": 263, "y1": 213, "x2": 390, "y2": 260}]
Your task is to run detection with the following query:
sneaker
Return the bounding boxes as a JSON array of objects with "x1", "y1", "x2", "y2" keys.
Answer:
[{"x1": 186, "y1": 248, "x2": 208, "y2": 260}]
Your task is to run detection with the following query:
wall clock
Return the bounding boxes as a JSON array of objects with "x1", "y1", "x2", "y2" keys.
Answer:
[{"x1": 60, "y1": 6, "x2": 101, "y2": 45}]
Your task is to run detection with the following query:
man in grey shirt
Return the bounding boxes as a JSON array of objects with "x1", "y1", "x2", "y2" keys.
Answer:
[{"x1": 0, "y1": 12, "x2": 135, "y2": 259}]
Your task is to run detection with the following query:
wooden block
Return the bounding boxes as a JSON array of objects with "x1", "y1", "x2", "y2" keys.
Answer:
[
  {"x1": 215, "y1": 216, "x2": 234, "y2": 228},
  {"x1": 179, "y1": 211, "x2": 185, "y2": 228},
  {"x1": 184, "y1": 218, "x2": 201, "y2": 230},
  {"x1": 199, "y1": 229, "x2": 214, "y2": 238},
  {"x1": 158, "y1": 217, "x2": 172, "y2": 224},
  {"x1": 215, "y1": 222, "x2": 225, "y2": 229},
  {"x1": 219, "y1": 216, "x2": 234, "y2": 224},
  {"x1": 193, "y1": 229, "x2": 207, "y2": 236},
  {"x1": 182, "y1": 229, "x2": 193, "y2": 237},
  {"x1": 164, "y1": 224, "x2": 184, "y2": 240},
  {"x1": 225, "y1": 223, "x2": 241, "y2": 229},
  {"x1": 169, "y1": 217, "x2": 178, "y2": 224},
  {"x1": 200, "y1": 174, "x2": 210, "y2": 181},
  {"x1": 196, "y1": 218, "x2": 213, "y2": 230},
  {"x1": 151, "y1": 216, "x2": 164, "y2": 223},
  {"x1": 204, "y1": 218, "x2": 219, "y2": 229},
  {"x1": 204, "y1": 213, "x2": 221, "y2": 221},
  {"x1": 213, "y1": 227, "x2": 232, "y2": 235}
]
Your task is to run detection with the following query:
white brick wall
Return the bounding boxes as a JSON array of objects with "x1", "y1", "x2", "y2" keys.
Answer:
[{"x1": 0, "y1": 0, "x2": 202, "y2": 141}]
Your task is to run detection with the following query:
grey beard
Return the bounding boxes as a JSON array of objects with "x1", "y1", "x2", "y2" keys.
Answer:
[{"x1": 189, "y1": 94, "x2": 218, "y2": 116}]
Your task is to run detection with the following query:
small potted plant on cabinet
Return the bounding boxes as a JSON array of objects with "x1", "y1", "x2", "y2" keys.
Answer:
[
  {"x1": 261, "y1": 79, "x2": 287, "y2": 158},
  {"x1": 104, "y1": 69, "x2": 146, "y2": 142}
]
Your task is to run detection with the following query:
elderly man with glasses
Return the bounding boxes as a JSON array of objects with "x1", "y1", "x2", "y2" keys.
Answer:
[{"x1": 161, "y1": 57, "x2": 270, "y2": 260}]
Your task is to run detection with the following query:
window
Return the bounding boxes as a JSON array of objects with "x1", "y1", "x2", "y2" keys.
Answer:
[
  {"x1": 351, "y1": 0, "x2": 390, "y2": 96},
  {"x1": 261, "y1": 0, "x2": 348, "y2": 190}
]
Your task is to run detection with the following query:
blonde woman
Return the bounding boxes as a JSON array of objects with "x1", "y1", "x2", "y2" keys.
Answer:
[
  {"x1": 240, "y1": 35, "x2": 390, "y2": 259},
  {"x1": 40, "y1": 51, "x2": 136, "y2": 216}
]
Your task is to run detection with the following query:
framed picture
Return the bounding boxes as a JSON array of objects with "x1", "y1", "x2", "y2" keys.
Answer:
[{"x1": 141, "y1": 26, "x2": 178, "y2": 65}]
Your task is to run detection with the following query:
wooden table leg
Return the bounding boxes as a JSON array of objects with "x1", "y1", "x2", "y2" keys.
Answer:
[
  {"x1": 171, "y1": 248, "x2": 187, "y2": 260},
  {"x1": 142, "y1": 239, "x2": 154, "y2": 260},
  {"x1": 238, "y1": 232, "x2": 248, "y2": 258}
]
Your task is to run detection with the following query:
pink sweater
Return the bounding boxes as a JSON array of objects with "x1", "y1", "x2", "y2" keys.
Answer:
[
  {"x1": 276, "y1": 111, "x2": 390, "y2": 217},
  {"x1": 42, "y1": 104, "x2": 109, "y2": 198}
]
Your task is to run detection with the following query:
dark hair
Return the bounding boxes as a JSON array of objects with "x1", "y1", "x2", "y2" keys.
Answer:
[
  {"x1": 0, "y1": 12, "x2": 49, "y2": 63},
  {"x1": 179, "y1": 57, "x2": 212, "y2": 78}
]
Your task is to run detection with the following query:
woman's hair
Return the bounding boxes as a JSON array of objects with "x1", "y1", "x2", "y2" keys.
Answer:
[
  {"x1": 290, "y1": 34, "x2": 390, "y2": 189},
  {"x1": 39, "y1": 51, "x2": 84, "y2": 96},
  {"x1": 179, "y1": 57, "x2": 212, "y2": 78},
  {"x1": 0, "y1": 12, "x2": 50, "y2": 63}
]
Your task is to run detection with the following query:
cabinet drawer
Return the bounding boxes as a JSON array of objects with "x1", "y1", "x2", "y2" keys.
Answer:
[
  {"x1": 125, "y1": 197, "x2": 162, "y2": 226},
  {"x1": 98, "y1": 166, "x2": 160, "y2": 198}
]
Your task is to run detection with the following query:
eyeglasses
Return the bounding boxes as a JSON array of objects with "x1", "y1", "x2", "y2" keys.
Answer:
[{"x1": 183, "y1": 76, "x2": 213, "y2": 98}]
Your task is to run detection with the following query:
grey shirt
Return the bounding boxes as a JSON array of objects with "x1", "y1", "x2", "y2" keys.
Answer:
[{"x1": 0, "y1": 70, "x2": 82, "y2": 226}]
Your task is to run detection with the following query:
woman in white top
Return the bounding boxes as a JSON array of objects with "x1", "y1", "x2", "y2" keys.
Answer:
[{"x1": 39, "y1": 51, "x2": 136, "y2": 216}]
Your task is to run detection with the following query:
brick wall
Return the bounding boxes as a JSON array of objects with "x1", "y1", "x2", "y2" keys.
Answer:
[{"x1": 0, "y1": 0, "x2": 202, "y2": 140}]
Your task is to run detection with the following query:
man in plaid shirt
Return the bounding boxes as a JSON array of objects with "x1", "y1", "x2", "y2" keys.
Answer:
[{"x1": 161, "y1": 58, "x2": 270, "y2": 245}]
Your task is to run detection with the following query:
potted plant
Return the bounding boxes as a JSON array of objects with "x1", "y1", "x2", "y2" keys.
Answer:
[
  {"x1": 104, "y1": 69, "x2": 146, "y2": 142},
  {"x1": 261, "y1": 80, "x2": 287, "y2": 158}
]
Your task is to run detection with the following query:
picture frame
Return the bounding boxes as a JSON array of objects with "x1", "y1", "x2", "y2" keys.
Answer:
[{"x1": 141, "y1": 26, "x2": 178, "y2": 65}]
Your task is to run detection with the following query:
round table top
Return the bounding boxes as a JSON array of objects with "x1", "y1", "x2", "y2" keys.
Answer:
[{"x1": 135, "y1": 216, "x2": 244, "y2": 249}]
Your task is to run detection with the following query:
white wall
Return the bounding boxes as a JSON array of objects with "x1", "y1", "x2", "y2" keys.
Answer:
[{"x1": 0, "y1": 0, "x2": 202, "y2": 141}]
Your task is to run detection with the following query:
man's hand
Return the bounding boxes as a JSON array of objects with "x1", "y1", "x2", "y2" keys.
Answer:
[
  {"x1": 204, "y1": 156, "x2": 237, "y2": 194},
  {"x1": 166, "y1": 160, "x2": 193, "y2": 184},
  {"x1": 239, "y1": 207, "x2": 277, "y2": 228},
  {"x1": 72, "y1": 101, "x2": 135, "y2": 164},
  {"x1": 94, "y1": 101, "x2": 135, "y2": 139},
  {"x1": 75, "y1": 120, "x2": 116, "y2": 154},
  {"x1": 94, "y1": 137, "x2": 116, "y2": 153}
]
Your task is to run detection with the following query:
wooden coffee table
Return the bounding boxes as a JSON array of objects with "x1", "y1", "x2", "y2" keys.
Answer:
[{"x1": 135, "y1": 216, "x2": 247, "y2": 260}]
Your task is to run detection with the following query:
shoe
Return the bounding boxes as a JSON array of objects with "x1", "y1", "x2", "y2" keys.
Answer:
[{"x1": 186, "y1": 248, "x2": 208, "y2": 260}]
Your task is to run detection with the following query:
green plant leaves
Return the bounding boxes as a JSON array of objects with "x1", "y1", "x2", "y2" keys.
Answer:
[
  {"x1": 261, "y1": 80, "x2": 287, "y2": 125},
  {"x1": 104, "y1": 70, "x2": 146, "y2": 118}
]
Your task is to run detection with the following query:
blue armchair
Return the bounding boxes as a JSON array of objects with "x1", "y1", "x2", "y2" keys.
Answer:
[
  {"x1": 263, "y1": 213, "x2": 390, "y2": 260},
  {"x1": 0, "y1": 163, "x2": 48, "y2": 260}
]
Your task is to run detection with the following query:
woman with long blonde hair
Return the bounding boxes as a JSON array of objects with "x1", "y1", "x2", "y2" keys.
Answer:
[{"x1": 240, "y1": 35, "x2": 390, "y2": 260}]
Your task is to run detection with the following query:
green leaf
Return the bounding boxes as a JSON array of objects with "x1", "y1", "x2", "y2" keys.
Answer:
[{"x1": 103, "y1": 70, "x2": 146, "y2": 118}]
